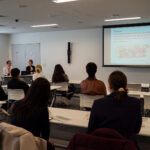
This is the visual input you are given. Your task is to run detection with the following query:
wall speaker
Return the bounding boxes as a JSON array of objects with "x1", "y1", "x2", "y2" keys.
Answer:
[{"x1": 67, "y1": 42, "x2": 71, "y2": 64}]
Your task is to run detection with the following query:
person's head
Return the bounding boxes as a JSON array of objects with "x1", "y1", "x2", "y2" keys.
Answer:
[
  {"x1": 54, "y1": 64, "x2": 65, "y2": 75},
  {"x1": 6, "y1": 60, "x2": 12, "y2": 67},
  {"x1": 86, "y1": 62, "x2": 97, "y2": 78},
  {"x1": 108, "y1": 71, "x2": 127, "y2": 101},
  {"x1": 25, "y1": 78, "x2": 50, "y2": 107},
  {"x1": 29, "y1": 59, "x2": 33, "y2": 66},
  {"x1": 11, "y1": 78, "x2": 50, "y2": 122},
  {"x1": 35, "y1": 65, "x2": 42, "y2": 73},
  {"x1": 52, "y1": 64, "x2": 66, "y2": 83},
  {"x1": 11, "y1": 68, "x2": 20, "y2": 79}
]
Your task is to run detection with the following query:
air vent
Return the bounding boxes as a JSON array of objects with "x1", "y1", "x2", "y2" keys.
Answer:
[
  {"x1": 0, "y1": 15, "x2": 7, "y2": 18},
  {"x1": 19, "y1": 4, "x2": 28, "y2": 8}
]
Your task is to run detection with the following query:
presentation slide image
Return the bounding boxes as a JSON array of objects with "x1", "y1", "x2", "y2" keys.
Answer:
[{"x1": 110, "y1": 26, "x2": 150, "y2": 65}]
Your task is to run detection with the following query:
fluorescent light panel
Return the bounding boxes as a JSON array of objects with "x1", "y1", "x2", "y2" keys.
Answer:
[
  {"x1": 105, "y1": 17, "x2": 141, "y2": 22},
  {"x1": 31, "y1": 24, "x2": 58, "y2": 28},
  {"x1": 53, "y1": 0, "x2": 78, "y2": 3}
]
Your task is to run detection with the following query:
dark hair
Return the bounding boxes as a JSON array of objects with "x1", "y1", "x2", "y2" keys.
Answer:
[
  {"x1": 11, "y1": 68, "x2": 20, "y2": 78},
  {"x1": 6, "y1": 60, "x2": 11, "y2": 64},
  {"x1": 52, "y1": 64, "x2": 66, "y2": 83},
  {"x1": 11, "y1": 78, "x2": 50, "y2": 122},
  {"x1": 29, "y1": 59, "x2": 33, "y2": 64},
  {"x1": 86, "y1": 62, "x2": 97, "y2": 78},
  {"x1": 108, "y1": 71, "x2": 127, "y2": 102}
]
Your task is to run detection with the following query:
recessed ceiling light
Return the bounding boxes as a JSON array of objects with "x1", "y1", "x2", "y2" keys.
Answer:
[
  {"x1": 31, "y1": 24, "x2": 58, "y2": 28},
  {"x1": 53, "y1": 0, "x2": 78, "y2": 3},
  {"x1": 105, "y1": 17, "x2": 141, "y2": 22}
]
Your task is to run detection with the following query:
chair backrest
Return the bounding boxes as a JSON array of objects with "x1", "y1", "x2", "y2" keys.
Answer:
[
  {"x1": 52, "y1": 82, "x2": 68, "y2": 91},
  {"x1": 67, "y1": 128, "x2": 137, "y2": 150},
  {"x1": 127, "y1": 83, "x2": 141, "y2": 91},
  {"x1": 128, "y1": 94, "x2": 141, "y2": 99},
  {"x1": 8, "y1": 89, "x2": 25, "y2": 101},
  {"x1": 0, "y1": 122, "x2": 47, "y2": 150},
  {"x1": 80, "y1": 94, "x2": 104, "y2": 108},
  {"x1": 144, "y1": 95, "x2": 150, "y2": 110}
]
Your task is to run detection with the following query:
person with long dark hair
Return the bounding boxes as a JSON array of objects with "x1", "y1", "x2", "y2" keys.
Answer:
[
  {"x1": 52, "y1": 64, "x2": 69, "y2": 83},
  {"x1": 88, "y1": 71, "x2": 142, "y2": 149},
  {"x1": 10, "y1": 78, "x2": 54, "y2": 150}
]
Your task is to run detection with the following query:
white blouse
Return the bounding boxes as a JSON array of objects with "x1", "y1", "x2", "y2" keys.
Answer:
[{"x1": 33, "y1": 72, "x2": 46, "y2": 81}]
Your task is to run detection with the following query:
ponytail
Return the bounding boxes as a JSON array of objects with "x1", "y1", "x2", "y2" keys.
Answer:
[
  {"x1": 108, "y1": 71, "x2": 128, "y2": 102},
  {"x1": 114, "y1": 88, "x2": 127, "y2": 102}
]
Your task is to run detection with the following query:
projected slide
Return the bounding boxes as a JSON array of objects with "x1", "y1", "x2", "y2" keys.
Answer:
[{"x1": 103, "y1": 25, "x2": 150, "y2": 66}]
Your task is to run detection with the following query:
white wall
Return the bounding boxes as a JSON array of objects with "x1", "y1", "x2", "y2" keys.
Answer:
[
  {"x1": 10, "y1": 29, "x2": 150, "y2": 85},
  {"x1": 0, "y1": 34, "x2": 10, "y2": 77}
]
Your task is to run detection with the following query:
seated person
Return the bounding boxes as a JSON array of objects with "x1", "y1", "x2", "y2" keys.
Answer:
[
  {"x1": 0, "y1": 85, "x2": 7, "y2": 100},
  {"x1": 3, "y1": 60, "x2": 12, "y2": 76},
  {"x1": 33, "y1": 65, "x2": 46, "y2": 81},
  {"x1": 52, "y1": 64, "x2": 69, "y2": 83},
  {"x1": 80, "y1": 62, "x2": 106, "y2": 96},
  {"x1": 87, "y1": 71, "x2": 142, "y2": 149},
  {"x1": 10, "y1": 78, "x2": 54, "y2": 150},
  {"x1": 7, "y1": 68, "x2": 29, "y2": 95},
  {"x1": 26, "y1": 59, "x2": 35, "y2": 74}
]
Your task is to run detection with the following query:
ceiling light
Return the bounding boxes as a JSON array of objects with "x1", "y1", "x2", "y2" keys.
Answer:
[
  {"x1": 105, "y1": 17, "x2": 141, "y2": 22},
  {"x1": 31, "y1": 24, "x2": 58, "y2": 28},
  {"x1": 53, "y1": 0, "x2": 78, "y2": 3}
]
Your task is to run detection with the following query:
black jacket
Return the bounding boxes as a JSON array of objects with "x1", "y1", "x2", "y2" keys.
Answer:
[
  {"x1": 7, "y1": 78, "x2": 29, "y2": 94},
  {"x1": 26, "y1": 65, "x2": 35, "y2": 74},
  {"x1": 0, "y1": 86, "x2": 7, "y2": 100},
  {"x1": 88, "y1": 92, "x2": 142, "y2": 140}
]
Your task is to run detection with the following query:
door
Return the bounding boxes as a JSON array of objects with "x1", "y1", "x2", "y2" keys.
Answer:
[{"x1": 12, "y1": 43, "x2": 41, "y2": 71}]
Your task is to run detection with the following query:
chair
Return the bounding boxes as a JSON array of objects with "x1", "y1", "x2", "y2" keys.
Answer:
[
  {"x1": 127, "y1": 83, "x2": 141, "y2": 91},
  {"x1": 67, "y1": 128, "x2": 137, "y2": 150},
  {"x1": 0, "y1": 122, "x2": 47, "y2": 150},
  {"x1": 128, "y1": 94, "x2": 141, "y2": 99},
  {"x1": 51, "y1": 82, "x2": 73, "y2": 106},
  {"x1": 144, "y1": 95, "x2": 150, "y2": 116},
  {"x1": 52, "y1": 82, "x2": 68, "y2": 91},
  {"x1": 80, "y1": 94, "x2": 104, "y2": 109},
  {"x1": 7, "y1": 89, "x2": 25, "y2": 109},
  {"x1": 8, "y1": 89, "x2": 25, "y2": 101}
]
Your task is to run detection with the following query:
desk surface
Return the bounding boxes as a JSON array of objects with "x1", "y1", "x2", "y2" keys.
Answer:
[
  {"x1": 107, "y1": 90, "x2": 150, "y2": 98},
  {"x1": 49, "y1": 80, "x2": 81, "y2": 84},
  {"x1": 49, "y1": 107, "x2": 90, "y2": 128},
  {"x1": 0, "y1": 101, "x2": 7, "y2": 105},
  {"x1": 51, "y1": 86, "x2": 62, "y2": 91},
  {"x1": 2, "y1": 85, "x2": 61, "y2": 91},
  {"x1": 49, "y1": 107, "x2": 150, "y2": 137}
]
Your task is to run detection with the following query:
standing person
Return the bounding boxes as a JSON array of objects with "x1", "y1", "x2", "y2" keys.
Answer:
[
  {"x1": 88, "y1": 71, "x2": 142, "y2": 149},
  {"x1": 80, "y1": 62, "x2": 106, "y2": 96},
  {"x1": 33, "y1": 65, "x2": 46, "y2": 81},
  {"x1": 10, "y1": 78, "x2": 54, "y2": 150},
  {"x1": 7, "y1": 68, "x2": 29, "y2": 95},
  {"x1": 52, "y1": 64, "x2": 69, "y2": 83},
  {"x1": 26, "y1": 59, "x2": 35, "y2": 74},
  {"x1": 3, "y1": 60, "x2": 12, "y2": 76}
]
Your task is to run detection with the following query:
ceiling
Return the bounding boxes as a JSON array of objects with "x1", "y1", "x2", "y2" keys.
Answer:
[{"x1": 0, "y1": 0, "x2": 150, "y2": 33}]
